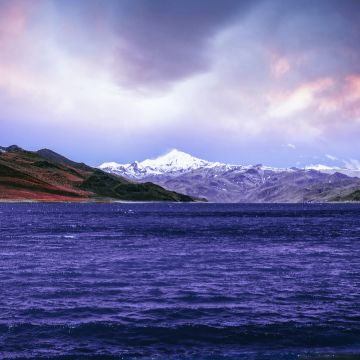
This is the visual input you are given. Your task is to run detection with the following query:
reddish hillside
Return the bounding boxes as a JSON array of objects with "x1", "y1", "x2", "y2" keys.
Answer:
[
  {"x1": 0, "y1": 148, "x2": 92, "y2": 201},
  {"x1": 0, "y1": 146, "x2": 195, "y2": 202}
]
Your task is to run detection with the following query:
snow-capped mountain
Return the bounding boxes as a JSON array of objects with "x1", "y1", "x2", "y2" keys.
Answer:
[
  {"x1": 99, "y1": 149, "x2": 287, "y2": 179},
  {"x1": 99, "y1": 150, "x2": 360, "y2": 203},
  {"x1": 100, "y1": 149, "x2": 214, "y2": 178},
  {"x1": 304, "y1": 164, "x2": 360, "y2": 178}
]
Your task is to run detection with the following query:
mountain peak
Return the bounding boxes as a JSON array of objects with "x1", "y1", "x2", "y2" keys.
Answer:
[
  {"x1": 141, "y1": 149, "x2": 207, "y2": 170},
  {"x1": 141, "y1": 149, "x2": 212, "y2": 174},
  {"x1": 0, "y1": 145, "x2": 23, "y2": 152},
  {"x1": 99, "y1": 149, "x2": 213, "y2": 178},
  {"x1": 163, "y1": 148, "x2": 187, "y2": 156},
  {"x1": 151, "y1": 148, "x2": 198, "y2": 161}
]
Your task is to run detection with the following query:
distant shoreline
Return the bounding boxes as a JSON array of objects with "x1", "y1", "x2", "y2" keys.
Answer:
[
  {"x1": 0, "y1": 199, "x2": 359, "y2": 204},
  {"x1": 0, "y1": 199, "x2": 206, "y2": 204}
]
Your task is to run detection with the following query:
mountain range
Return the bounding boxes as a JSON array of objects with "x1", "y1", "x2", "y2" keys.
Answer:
[
  {"x1": 99, "y1": 149, "x2": 360, "y2": 203},
  {"x1": 0, "y1": 146, "x2": 195, "y2": 202}
]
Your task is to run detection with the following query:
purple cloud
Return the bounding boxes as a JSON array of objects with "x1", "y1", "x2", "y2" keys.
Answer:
[{"x1": 0, "y1": 0, "x2": 359, "y2": 166}]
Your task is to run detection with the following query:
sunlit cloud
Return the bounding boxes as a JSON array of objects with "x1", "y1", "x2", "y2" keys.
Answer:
[
  {"x1": 268, "y1": 78, "x2": 334, "y2": 119},
  {"x1": 326, "y1": 154, "x2": 337, "y2": 161}
]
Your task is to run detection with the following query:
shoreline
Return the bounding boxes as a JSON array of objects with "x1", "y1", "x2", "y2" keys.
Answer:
[
  {"x1": 0, "y1": 199, "x2": 203, "y2": 204},
  {"x1": 0, "y1": 199, "x2": 359, "y2": 204}
]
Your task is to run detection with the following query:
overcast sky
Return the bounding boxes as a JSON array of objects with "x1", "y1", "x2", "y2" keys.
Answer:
[{"x1": 0, "y1": 0, "x2": 359, "y2": 167}]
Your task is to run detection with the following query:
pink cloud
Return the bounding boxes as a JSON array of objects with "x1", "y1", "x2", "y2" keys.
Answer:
[
  {"x1": 317, "y1": 75, "x2": 360, "y2": 117},
  {"x1": 345, "y1": 75, "x2": 360, "y2": 102},
  {"x1": 268, "y1": 77, "x2": 334, "y2": 118},
  {"x1": 267, "y1": 74, "x2": 360, "y2": 125},
  {"x1": 0, "y1": 1, "x2": 30, "y2": 38},
  {"x1": 271, "y1": 55, "x2": 290, "y2": 79}
]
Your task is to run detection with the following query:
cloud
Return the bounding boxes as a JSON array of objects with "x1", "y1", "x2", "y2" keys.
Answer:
[
  {"x1": 271, "y1": 55, "x2": 290, "y2": 79},
  {"x1": 343, "y1": 159, "x2": 360, "y2": 170},
  {"x1": 47, "y1": 0, "x2": 260, "y2": 88},
  {"x1": 0, "y1": 0, "x2": 360, "y2": 164},
  {"x1": 325, "y1": 154, "x2": 338, "y2": 161},
  {"x1": 268, "y1": 78, "x2": 334, "y2": 118},
  {"x1": 281, "y1": 143, "x2": 296, "y2": 150}
]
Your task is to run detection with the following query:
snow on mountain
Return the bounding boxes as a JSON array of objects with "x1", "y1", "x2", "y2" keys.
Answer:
[
  {"x1": 99, "y1": 149, "x2": 231, "y2": 179},
  {"x1": 305, "y1": 164, "x2": 341, "y2": 171},
  {"x1": 99, "y1": 149, "x2": 284, "y2": 179},
  {"x1": 305, "y1": 164, "x2": 360, "y2": 177},
  {"x1": 99, "y1": 149, "x2": 298, "y2": 180},
  {"x1": 140, "y1": 149, "x2": 211, "y2": 172},
  {"x1": 99, "y1": 149, "x2": 360, "y2": 180},
  {"x1": 98, "y1": 149, "x2": 360, "y2": 202}
]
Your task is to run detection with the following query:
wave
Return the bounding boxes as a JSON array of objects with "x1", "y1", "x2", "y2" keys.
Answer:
[{"x1": 1, "y1": 322, "x2": 360, "y2": 356}]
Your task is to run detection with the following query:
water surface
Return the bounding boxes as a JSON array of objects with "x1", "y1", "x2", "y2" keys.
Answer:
[{"x1": 0, "y1": 203, "x2": 359, "y2": 359}]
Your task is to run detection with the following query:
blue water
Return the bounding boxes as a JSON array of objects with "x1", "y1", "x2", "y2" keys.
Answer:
[{"x1": 0, "y1": 203, "x2": 359, "y2": 360}]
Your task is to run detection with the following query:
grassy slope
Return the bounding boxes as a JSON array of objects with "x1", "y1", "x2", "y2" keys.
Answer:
[
  {"x1": 0, "y1": 147, "x2": 195, "y2": 202},
  {"x1": 80, "y1": 169, "x2": 193, "y2": 201},
  {"x1": 332, "y1": 189, "x2": 360, "y2": 202}
]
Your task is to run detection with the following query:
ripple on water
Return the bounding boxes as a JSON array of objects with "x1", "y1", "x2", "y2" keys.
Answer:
[{"x1": 0, "y1": 203, "x2": 359, "y2": 359}]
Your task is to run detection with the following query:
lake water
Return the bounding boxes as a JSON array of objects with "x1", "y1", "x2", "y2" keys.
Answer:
[{"x1": 0, "y1": 203, "x2": 359, "y2": 360}]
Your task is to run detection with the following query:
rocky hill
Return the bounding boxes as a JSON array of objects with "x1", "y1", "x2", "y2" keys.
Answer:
[
  {"x1": 0, "y1": 146, "x2": 195, "y2": 202},
  {"x1": 99, "y1": 150, "x2": 360, "y2": 203}
]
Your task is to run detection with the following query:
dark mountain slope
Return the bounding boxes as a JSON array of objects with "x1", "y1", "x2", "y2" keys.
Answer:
[
  {"x1": 137, "y1": 167, "x2": 360, "y2": 203},
  {"x1": 37, "y1": 148, "x2": 93, "y2": 172},
  {"x1": 332, "y1": 189, "x2": 360, "y2": 202},
  {"x1": 80, "y1": 170, "x2": 193, "y2": 201}
]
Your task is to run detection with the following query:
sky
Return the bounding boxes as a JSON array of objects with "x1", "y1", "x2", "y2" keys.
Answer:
[{"x1": 0, "y1": 0, "x2": 360, "y2": 168}]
